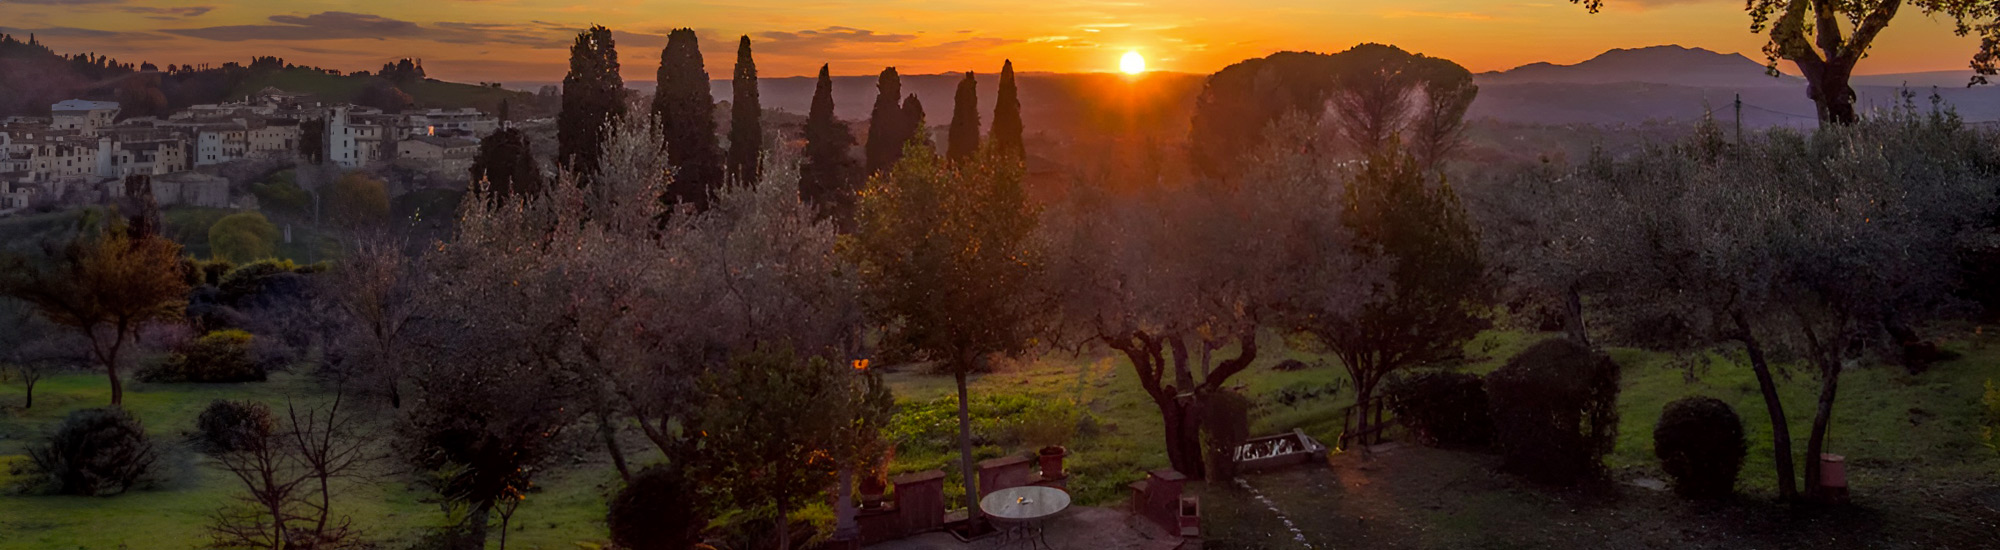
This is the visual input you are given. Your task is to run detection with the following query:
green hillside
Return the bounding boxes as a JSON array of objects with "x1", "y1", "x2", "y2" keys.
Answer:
[{"x1": 229, "y1": 68, "x2": 532, "y2": 113}]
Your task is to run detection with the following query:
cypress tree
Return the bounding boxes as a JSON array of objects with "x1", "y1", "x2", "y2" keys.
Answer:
[
  {"x1": 557, "y1": 26, "x2": 625, "y2": 182},
  {"x1": 990, "y1": 59, "x2": 1024, "y2": 160},
  {"x1": 653, "y1": 28, "x2": 725, "y2": 210},
  {"x1": 470, "y1": 128, "x2": 543, "y2": 202},
  {"x1": 727, "y1": 35, "x2": 762, "y2": 185},
  {"x1": 864, "y1": 67, "x2": 905, "y2": 175},
  {"x1": 902, "y1": 94, "x2": 928, "y2": 149},
  {"x1": 801, "y1": 64, "x2": 858, "y2": 222},
  {"x1": 947, "y1": 71, "x2": 980, "y2": 162}
]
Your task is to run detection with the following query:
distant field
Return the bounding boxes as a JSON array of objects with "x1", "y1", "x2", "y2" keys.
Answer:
[{"x1": 2, "y1": 330, "x2": 1996, "y2": 548}]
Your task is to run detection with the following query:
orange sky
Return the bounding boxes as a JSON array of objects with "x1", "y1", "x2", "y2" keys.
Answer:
[{"x1": 0, "y1": 0, "x2": 1981, "y2": 83}]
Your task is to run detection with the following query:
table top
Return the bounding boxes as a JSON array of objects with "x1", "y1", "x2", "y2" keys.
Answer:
[{"x1": 980, "y1": 486, "x2": 1071, "y2": 521}]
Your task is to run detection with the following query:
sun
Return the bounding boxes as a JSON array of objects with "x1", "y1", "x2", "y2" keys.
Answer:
[{"x1": 1120, "y1": 51, "x2": 1146, "y2": 75}]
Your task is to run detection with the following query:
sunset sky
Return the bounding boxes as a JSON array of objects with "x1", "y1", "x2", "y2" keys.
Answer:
[{"x1": 0, "y1": 0, "x2": 1980, "y2": 83}]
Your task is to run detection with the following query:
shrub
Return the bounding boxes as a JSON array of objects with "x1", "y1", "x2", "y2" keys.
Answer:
[
  {"x1": 29, "y1": 407, "x2": 161, "y2": 495},
  {"x1": 144, "y1": 329, "x2": 265, "y2": 383},
  {"x1": 180, "y1": 257, "x2": 237, "y2": 287},
  {"x1": 326, "y1": 172, "x2": 390, "y2": 229},
  {"x1": 1383, "y1": 369, "x2": 1492, "y2": 447},
  {"x1": 1017, "y1": 400, "x2": 1079, "y2": 450},
  {"x1": 208, "y1": 212, "x2": 280, "y2": 264},
  {"x1": 1653, "y1": 396, "x2": 1747, "y2": 498},
  {"x1": 1486, "y1": 338, "x2": 1621, "y2": 484},
  {"x1": 250, "y1": 173, "x2": 310, "y2": 216},
  {"x1": 608, "y1": 465, "x2": 710, "y2": 550},
  {"x1": 194, "y1": 400, "x2": 274, "y2": 453}
]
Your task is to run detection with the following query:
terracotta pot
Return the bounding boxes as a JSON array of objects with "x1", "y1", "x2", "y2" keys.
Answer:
[
  {"x1": 858, "y1": 475, "x2": 888, "y2": 509},
  {"x1": 1038, "y1": 445, "x2": 1068, "y2": 479}
]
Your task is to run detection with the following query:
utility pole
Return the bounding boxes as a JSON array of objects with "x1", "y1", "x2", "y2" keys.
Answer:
[{"x1": 1734, "y1": 94, "x2": 1743, "y2": 144}]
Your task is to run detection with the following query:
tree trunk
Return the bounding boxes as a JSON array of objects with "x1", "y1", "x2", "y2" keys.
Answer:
[
  {"x1": 1735, "y1": 313, "x2": 1799, "y2": 500},
  {"x1": 22, "y1": 374, "x2": 36, "y2": 409},
  {"x1": 776, "y1": 500, "x2": 792, "y2": 550},
  {"x1": 1562, "y1": 285, "x2": 1590, "y2": 348},
  {"x1": 1803, "y1": 356, "x2": 1844, "y2": 502},
  {"x1": 1800, "y1": 60, "x2": 1859, "y2": 125},
  {"x1": 1169, "y1": 336, "x2": 1194, "y2": 390},
  {"x1": 954, "y1": 367, "x2": 981, "y2": 521},
  {"x1": 598, "y1": 409, "x2": 632, "y2": 483},
  {"x1": 464, "y1": 501, "x2": 492, "y2": 550},
  {"x1": 107, "y1": 356, "x2": 124, "y2": 407}
]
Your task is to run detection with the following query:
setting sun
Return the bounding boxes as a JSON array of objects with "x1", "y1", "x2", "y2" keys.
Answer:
[{"x1": 1120, "y1": 51, "x2": 1146, "y2": 74}]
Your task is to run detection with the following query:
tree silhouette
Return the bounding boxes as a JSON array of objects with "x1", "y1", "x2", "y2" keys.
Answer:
[
  {"x1": 558, "y1": 26, "x2": 626, "y2": 182},
  {"x1": 801, "y1": 64, "x2": 859, "y2": 223},
  {"x1": 989, "y1": 60, "x2": 1024, "y2": 160},
  {"x1": 728, "y1": 35, "x2": 763, "y2": 185},
  {"x1": 654, "y1": 28, "x2": 725, "y2": 210},
  {"x1": 948, "y1": 71, "x2": 980, "y2": 162},
  {"x1": 470, "y1": 128, "x2": 543, "y2": 201},
  {"x1": 901, "y1": 94, "x2": 928, "y2": 149},
  {"x1": 1573, "y1": 0, "x2": 2000, "y2": 124},
  {"x1": 864, "y1": 68, "x2": 906, "y2": 175}
]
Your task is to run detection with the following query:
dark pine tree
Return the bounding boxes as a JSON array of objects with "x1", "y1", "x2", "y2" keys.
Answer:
[
  {"x1": 864, "y1": 67, "x2": 905, "y2": 175},
  {"x1": 557, "y1": 26, "x2": 626, "y2": 183},
  {"x1": 800, "y1": 64, "x2": 859, "y2": 223},
  {"x1": 470, "y1": 128, "x2": 544, "y2": 201},
  {"x1": 727, "y1": 35, "x2": 763, "y2": 185},
  {"x1": 901, "y1": 94, "x2": 929, "y2": 149},
  {"x1": 990, "y1": 59, "x2": 1025, "y2": 160},
  {"x1": 947, "y1": 71, "x2": 980, "y2": 162},
  {"x1": 654, "y1": 28, "x2": 725, "y2": 210}
]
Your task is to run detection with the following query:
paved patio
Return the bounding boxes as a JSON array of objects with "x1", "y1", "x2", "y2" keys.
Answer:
[{"x1": 863, "y1": 505, "x2": 1188, "y2": 550}]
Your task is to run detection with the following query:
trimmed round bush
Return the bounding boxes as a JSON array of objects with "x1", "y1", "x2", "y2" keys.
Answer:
[
  {"x1": 1654, "y1": 396, "x2": 1746, "y2": 498},
  {"x1": 1486, "y1": 338, "x2": 1621, "y2": 484},
  {"x1": 30, "y1": 407, "x2": 161, "y2": 495},
  {"x1": 1383, "y1": 369, "x2": 1492, "y2": 447},
  {"x1": 195, "y1": 400, "x2": 274, "y2": 453},
  {"x1": 608, "y1": 465, "x2": 710, "y2": 550},
  {"x1": 146, "y1": 329, "x2": 265, "y2": 383}
]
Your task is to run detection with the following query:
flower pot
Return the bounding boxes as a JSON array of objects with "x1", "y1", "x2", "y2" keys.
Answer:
[
  {"x1": 858, "y1": 475, "x2": 888, "y2": 509},
  {"x1": 1038, "y1": 445, "x2": 1068, "y2": 479}
]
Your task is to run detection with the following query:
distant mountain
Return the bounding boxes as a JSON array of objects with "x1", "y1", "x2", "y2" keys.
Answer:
[{"x1": 1478, "y1": 45, "x2": 1799, "y2": 88}]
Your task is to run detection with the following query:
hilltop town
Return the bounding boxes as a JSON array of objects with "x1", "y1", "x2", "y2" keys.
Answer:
[{"x1": 0, "y1": 91, "x2": 510, "y2": 216}]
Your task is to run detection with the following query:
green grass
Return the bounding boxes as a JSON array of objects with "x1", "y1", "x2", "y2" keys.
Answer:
[
  {"x1": 3, "y1": 329, "x2": 1995, "y2": 548},
  {"x1": 0, "y1": 372, "x2": 613, "y2": 550}
]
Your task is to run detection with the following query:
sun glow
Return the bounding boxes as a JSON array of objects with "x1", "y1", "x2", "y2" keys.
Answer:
[{"x1": 1120, "y1": 51, "x2": 1146, "y2": 74}]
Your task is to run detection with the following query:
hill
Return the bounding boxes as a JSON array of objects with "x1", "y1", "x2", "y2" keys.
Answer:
[
  {"x1": 229, "y1": 68, "x2": 535, "y2": 114},
  {"x1": 0, "y1": 36, "x2": 536, "y2": 117},
  {"x1": 1477, "y1": 45, "x2": 1799, "y2": 88}
]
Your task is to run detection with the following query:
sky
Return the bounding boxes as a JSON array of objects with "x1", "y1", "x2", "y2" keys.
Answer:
[{"x1": 0, "y1": 0, "x2": 1981, "y2": 84}]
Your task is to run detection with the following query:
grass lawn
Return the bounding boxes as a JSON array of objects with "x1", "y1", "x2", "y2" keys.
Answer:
[{"x1": 2, "y1": 329, "x2": 1995, "y2": 548}]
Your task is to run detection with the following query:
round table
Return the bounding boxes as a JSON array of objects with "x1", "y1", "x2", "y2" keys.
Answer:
[{"x1": 979, "y1": 486, "x2": 1070, "y2": 550}]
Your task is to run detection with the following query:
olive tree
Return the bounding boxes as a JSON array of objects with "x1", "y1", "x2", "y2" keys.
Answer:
[{"x1": 851, "y1": 140, "x2": 1042, "y2": 517}]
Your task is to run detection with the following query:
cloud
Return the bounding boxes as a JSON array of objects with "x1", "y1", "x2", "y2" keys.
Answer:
[
  {"x1": 756, "y1": 26, "x2": 918, "y2": 48},
  {"x1": 119, "y1": 5, "x2": 216, "y2": 19},
  {"x1": 1381, "y1": 10, "x2": 1503, "y2": 21},
  {"x1": 4, "y1": 0, "x2": 216, "y2": 19},
  {"x1": 163, "y1": 12, "x2": 421, "y2": 41},
  {"x1": 0, "y1": 25, "x2": 153, "y2": 41}
]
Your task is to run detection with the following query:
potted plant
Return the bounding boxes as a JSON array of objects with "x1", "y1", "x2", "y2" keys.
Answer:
[
  {"x1": 858, "y1": 447, "x2": 892, "y2": 509},
  {"x1": 1020, "y1": 402, "x2": 1078, "y2": 479}
]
